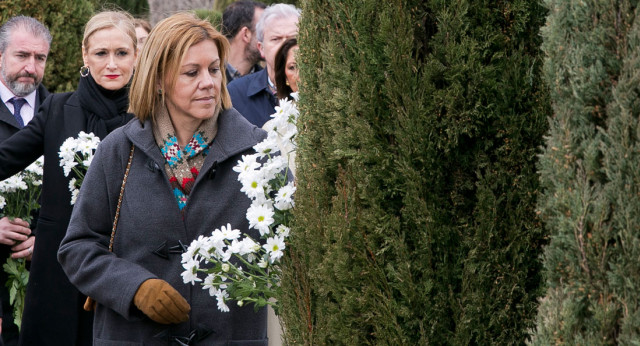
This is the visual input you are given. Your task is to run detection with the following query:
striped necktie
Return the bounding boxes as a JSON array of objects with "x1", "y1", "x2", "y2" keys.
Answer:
[{"x1": 9, "y1": 97, "x2": 26, "y2": 128}]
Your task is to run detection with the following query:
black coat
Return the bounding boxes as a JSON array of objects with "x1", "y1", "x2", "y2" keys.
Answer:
[
  {"x1": 0, "y1": 84, "x2": 48, "y2": 346},
  {"x1": 0, "y1": 91, "x2": 115, "y2": 345}
]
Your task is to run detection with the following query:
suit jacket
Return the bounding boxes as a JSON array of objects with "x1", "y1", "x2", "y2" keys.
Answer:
[
  {"x1": 227, "y1": 68, "x2": 277, "y2": 128},
  {"x1": 0, "y1": 91, "x2": 105, "y2": 345},
  {"x1": 0, "y1": 84, "x2": 49, "y2": 142},
  {"x1": 225, "y1": 62, "x2": 263, "y2": 85},
  {"x1": 0, "y1": 84, "x2": 48, "y2": 346}
]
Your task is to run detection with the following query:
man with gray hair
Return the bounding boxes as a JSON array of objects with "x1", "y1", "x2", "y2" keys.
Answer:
[
  {"x1": 227, "y1": 3, "x2": 300, "y2": 127},
  {"x1": 0, "y1": 15, "x2": 50, "y2": 346}
]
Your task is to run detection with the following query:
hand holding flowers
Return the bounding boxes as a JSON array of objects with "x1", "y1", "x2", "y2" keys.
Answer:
[
  {"x1": 182, "y1": 96, "x2": 299, "y2": 314},
  {"x1": 0, "y1": 156, "x2": 43, "y2": 329}
]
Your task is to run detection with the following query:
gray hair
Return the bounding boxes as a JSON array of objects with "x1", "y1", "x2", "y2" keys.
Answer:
[
  {"x1": 256, "y1": 3, "x2": 301, "y2": 43},
  {"x1": 0, "y1": 16, "x2": 52, "y2": 53}
]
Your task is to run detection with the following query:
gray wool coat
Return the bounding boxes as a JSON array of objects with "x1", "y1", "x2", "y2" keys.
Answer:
[{"x1": 58, "y1": 108, "x2": 268, "y2": 345}]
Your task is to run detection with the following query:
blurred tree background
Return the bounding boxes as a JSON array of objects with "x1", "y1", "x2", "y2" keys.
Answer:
[
  {"x1": 0, "y1": 0, "x2": 149, "y2": 93},
  {"x1": 0, "y1": 0, "x2": 94, "y2": 93},
  {"x1": 95, "y1": 0, "x2": 149, "y2": 17}
]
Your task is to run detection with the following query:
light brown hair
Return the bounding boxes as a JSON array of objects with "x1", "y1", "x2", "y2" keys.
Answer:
[
  {"x1": 82, "y1": 11, "x2": 137, "y2": 54},
  {"x1": 129, "y1": 12, "x2": 231, "y2": 122},
  {"x1": 133, "y1": 18, "x2": 151, "y2": 34}
]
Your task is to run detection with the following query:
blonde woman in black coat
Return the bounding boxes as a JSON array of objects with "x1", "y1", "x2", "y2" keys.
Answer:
[{"x1": 0, "y1": 11, "x2": 137, "y2": 345}]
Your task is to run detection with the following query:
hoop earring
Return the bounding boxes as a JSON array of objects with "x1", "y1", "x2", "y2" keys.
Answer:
[{"x1": 80, "y1": 65, "x2": 90, "y2": 78}]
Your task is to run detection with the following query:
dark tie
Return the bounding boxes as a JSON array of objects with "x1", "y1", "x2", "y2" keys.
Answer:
[{"x1": 9, "y1": 97, "x2": 26, "y2": 128}]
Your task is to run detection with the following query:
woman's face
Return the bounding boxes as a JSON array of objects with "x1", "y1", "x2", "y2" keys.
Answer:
[
  {"x1": 164, "y1": 39, "x2": 222, "y2": 129},
  {"x1": 82, "y1": 27, "x2": 136, "y2": 90},
  {"x1": 135, "y1": 27, "x2": 149, "y2": 50},
  {"x1": 285, "y1": 46, "x2": 299, "y2": 92}
]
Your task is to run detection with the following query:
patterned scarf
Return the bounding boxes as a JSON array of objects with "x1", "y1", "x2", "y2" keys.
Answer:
[{"x1": 152, "y1": 104, "x2": 218, "y2": 211}]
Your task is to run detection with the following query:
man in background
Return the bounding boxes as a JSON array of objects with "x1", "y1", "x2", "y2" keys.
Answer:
[
  {"x1": 222, "y1": 0, "x2": 266, "y2": 84},
  {"x1": 0, "y1": 15, "x2": 51, "y2": 346},
  {"x1": 227, "y1": 3, "x2": 300, "y2": 127}
]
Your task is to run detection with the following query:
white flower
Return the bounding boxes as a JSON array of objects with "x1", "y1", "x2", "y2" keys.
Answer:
[
  {"x1": 70, "y1": 189, "x2": 79, "y2": 205},
  {"x1": 203, "y1": 273, "x2": 219, "y2": 296},
  {"x1": 181, "y1": 258, "x2": 202, "y2": 285},
  {"x1": 182, "y1": 235, "x2": 210, "y2": 263},
  {"x1": 219, "y1": 223, "x2": 241, "y2": 240},
  {"x1": 246, "y1": 203, "x2": 275, "y2": 236},
  {"x1": 259, "y1": 155, "x2": 287, "y2": 183},
  {"x1": 82, "y1": 154, "x2": 95, "y2": 167},
  {"x1": 0, "y1": 195, "x2": 5, "y2": 209},
  {"x1": 215, "y1": 289, "x2": 230, "y2": 312},
  {"x1": 253, "y1": 135, "x2": 279, "y2": 158},
  {"x1": 221, "y1": 263, "x2": 230, "y2": 272},
  {"x1": 233, "y1": 154, "x2": 260, "y2": 180},
  {"x1": 240, "y1": 171, "x2": 267, "y2": 200},
  {"x1": 77, "y1": 132, "x2": 100, "y2": 156},
  {"x1": 275, "y1": 224, "x2": 290, "y2": 238},
  {"x1": 0, "y1": 176, "x2": 27, "y2": 193},
  {"x1": 263, "y1": 236, "x2": 286, "y2": 263},
  {"x1": 25, "y1": 156, "x2": 44, "y2": 175},
  {"x1": 58, "y1": 138, "x2": 78, "y2": 163},
  {"x1": 274, "y1": 182, "x2": 296, "y2": 210}
]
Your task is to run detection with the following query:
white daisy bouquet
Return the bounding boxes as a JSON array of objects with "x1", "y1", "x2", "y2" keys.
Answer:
[
  {"x1": 182, "y1": 96, "x2": 299, "y2": 314},
  {"x1": 58, "y1": 131, "x2": 100, "y2": 205},
  {"x1": 0, "y1": 156, "x2": 44, "y2": 329}
]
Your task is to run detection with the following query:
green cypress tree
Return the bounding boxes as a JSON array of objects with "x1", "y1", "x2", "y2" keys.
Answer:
[
  {"x1": 530, "y1": 1, "x2": 640, "y2": 344},
  {"x1": 280, "y1": 0, "x2": 549, "y2": 344},
  {"x1": 0, "y1": 1, "x2": 94, "y2": 92}
]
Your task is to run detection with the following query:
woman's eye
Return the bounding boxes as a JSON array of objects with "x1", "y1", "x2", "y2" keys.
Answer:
[
  {"x1": 95, "y1": 51, "x2": 106, "y2": 56},
  {"x1": 209, "y1": 67, "x2": 220, "y2": 74},
  {"x1": 185, "y1": 70, "x2": 198, "y2": 77},
  {"x1": 117, "y1": 51, "x2": 128, "y2": 57}
]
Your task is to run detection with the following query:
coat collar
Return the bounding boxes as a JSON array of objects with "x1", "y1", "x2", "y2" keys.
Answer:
[
  {"x1": 246, "y1": 69, "x2": 270, "y2": 98},
  {"x1": 122, "y1": 107, "x2": 265, "y2": 169}
]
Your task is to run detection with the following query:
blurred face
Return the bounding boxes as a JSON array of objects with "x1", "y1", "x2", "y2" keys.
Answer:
[
  {"x1": 258, "y1": 15, "x2": 298, "y2": 79},
  {"x1": 285, "y1": 45, "x2": 299, "y2": 92},
  {"x1": 164, "y1": 39, "x2": 222, "y2": 130},
  {"x1": 246, "y1": 7, "x2": 264, "y2": 65},
  {"x1": 83, "y1": 27, "x2": 136, "y2": 90},
  {"x1": 135, "y1": 26, "x2": 149, "y2": 49},
  {"x1": 0, "y1": 29, "x2": 49, "y2": 96}
]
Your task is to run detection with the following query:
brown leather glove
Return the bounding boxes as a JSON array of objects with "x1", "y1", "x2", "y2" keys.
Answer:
[{"x1": 133, "y1": 278, "x2": 191, "y2": 324}]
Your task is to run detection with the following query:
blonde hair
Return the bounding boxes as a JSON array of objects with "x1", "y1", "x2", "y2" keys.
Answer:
[
  {"x1": 82, "y1": 11, "x2": 137, "y2": 53},
  {"x1": 129, "y1": 12, "x2": 231, "y2": 122}
]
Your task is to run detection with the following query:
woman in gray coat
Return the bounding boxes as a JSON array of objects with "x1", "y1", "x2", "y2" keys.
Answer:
[{"x1": 58, "y1": 13, "x2": 268, "y2": 345}]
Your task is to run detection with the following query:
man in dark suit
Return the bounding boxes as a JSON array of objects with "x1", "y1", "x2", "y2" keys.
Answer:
[
  {"x1": 222, "y1": 0, "x2": 266, "y2": 84},
  {"x1": 0, "y1": 16, "x2": 51, "y2": 346},
  {"x1": 227, "y1": 3, "x2": 300, "y2": 127}
]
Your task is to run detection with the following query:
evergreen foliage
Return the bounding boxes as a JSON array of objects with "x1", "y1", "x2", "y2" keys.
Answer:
[
  {"x1": 214, "y1": 0, "x2": 297, "y2": 12},
  {"x1": 280, "y1": 0, "x2": 549, "y2": 344},
  {"x1": 0, "y1": 0, "x2": 94, "y2": 92},
  {"x1": 530, "y1": 1, "x2": 640, "y2": 344},
  {"x1": 95, "y1": 0, "x2": 149, "y2": 17},
  {"x1": 194, "y1": 9, "x2": 222, "y2": 31}
]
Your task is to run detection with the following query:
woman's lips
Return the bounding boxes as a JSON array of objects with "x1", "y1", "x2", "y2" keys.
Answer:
[{"x1": 105, "y1": 75, "x2": 119, "y2": 79}]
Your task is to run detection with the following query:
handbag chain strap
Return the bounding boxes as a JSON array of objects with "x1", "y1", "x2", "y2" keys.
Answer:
[{"x1": 108, "y1": 144, "x2": 135, "y2": 252}]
